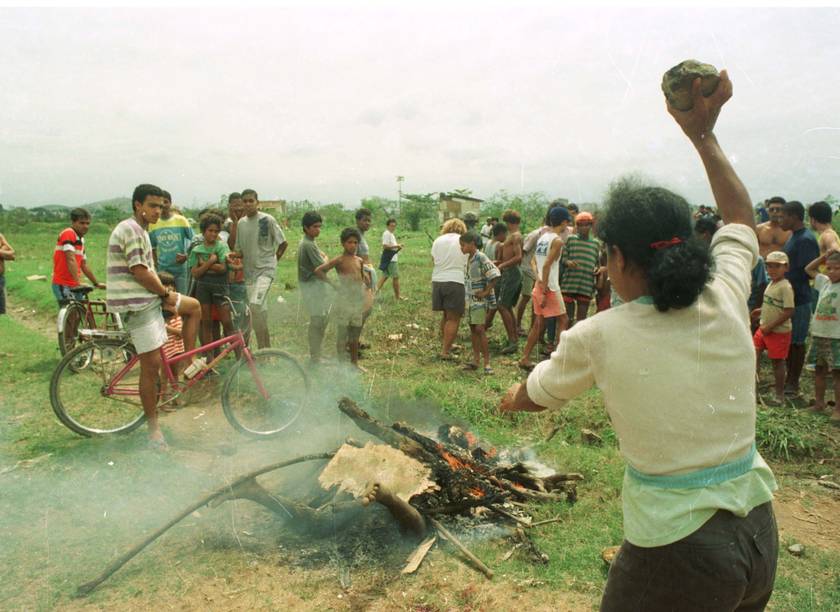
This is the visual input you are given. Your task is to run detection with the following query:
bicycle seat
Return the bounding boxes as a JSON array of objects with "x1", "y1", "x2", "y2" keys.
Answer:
[{"x1": 76, "y1": 285, "x2": 95, "y2": 295}]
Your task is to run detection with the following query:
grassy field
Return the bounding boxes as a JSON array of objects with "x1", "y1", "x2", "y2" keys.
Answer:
[{"x1": 1, "y1": 219, "x2": 839, "y2": 610}]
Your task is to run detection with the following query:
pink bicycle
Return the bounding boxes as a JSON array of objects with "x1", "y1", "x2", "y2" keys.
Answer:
[{"x1": 49, "y1": 321, "x2": 308, "y2": 438}]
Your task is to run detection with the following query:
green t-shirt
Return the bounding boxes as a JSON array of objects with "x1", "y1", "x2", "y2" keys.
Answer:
[{"x1": 188, "y1": 241, "x2": 229, "y2": 283}]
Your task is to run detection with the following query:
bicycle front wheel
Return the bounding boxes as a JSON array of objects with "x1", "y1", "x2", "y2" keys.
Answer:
[
  {"x1": 50, "y1": 338, "x2": 146, "y2": 436},
  {"x1": 222, "y1": 349, "x2": 308, "y2": 437}
]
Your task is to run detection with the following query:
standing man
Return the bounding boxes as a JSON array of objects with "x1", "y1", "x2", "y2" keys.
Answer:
[
  {"x1": 52, "y1": 208, "x2": 105, "y2": 303},
  {"x1": 220, "y1": 193, "x2": 247, "y2": 330},
  {"x1": 808, "y1": 200, "x2": 840, "y2": 259},
  {"x1": 376, "y1": 218, "x2": 404, "y2": 300},
  {"x1": 0, "y1": 232, "x2": 15, "y2": 315},
  {"x1": 298, "y1": 212, "x2": 330, "y2": 364},
  {"x1": 756, "y1": 196, "x2": 791, "y2": 259},
  {"x1": 148, "y1": 190, "x2": 194, "y2": 294},
  {"x1": 781, "y1": 200, "x2": 820, "y2": 397},
  {"x1": 234, "y1": 188, "x2": 287, "y2": 348},
  {"x1": 106, "y1": 184, "x2": 200, "y2": 449},
  {"x1": 354, "y1": 208, "x2": 375, "y2": 346},
  {"x1": 496, "y1": 209, "x2": 524, "y2": 354}
]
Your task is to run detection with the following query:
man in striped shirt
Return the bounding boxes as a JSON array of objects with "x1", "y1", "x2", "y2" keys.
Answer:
[
  {"x1": 560, "y1": 211, "x2": 601, "y2": 326},
  {"x1": 106, "y1": 184, "x2": 200, "y2": 450}
]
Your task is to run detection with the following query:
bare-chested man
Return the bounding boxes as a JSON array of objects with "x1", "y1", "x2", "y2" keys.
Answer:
[
  {"x1": 496, "y1": 209, "x2": 523, "y2": 354},
  {"x1": 755, "y1": 196, "x2": 791, "y2": 258},
  {"x1": 808, "y1": 200, "x2": 840, "y2": 258}
]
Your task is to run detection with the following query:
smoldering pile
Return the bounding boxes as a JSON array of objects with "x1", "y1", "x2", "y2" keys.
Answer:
[{"x1": 76, "y1": 397, "x2": 583, "y2": 594}]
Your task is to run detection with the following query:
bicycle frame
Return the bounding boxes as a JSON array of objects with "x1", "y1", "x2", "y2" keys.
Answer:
[{"x1": 103, "y1": 328, "x2": 269, "y2": 401}]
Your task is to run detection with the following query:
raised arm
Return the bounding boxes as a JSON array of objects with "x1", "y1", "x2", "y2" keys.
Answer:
[
  {"x1": 805, "y1": 250, "x2": 833, "y2": 279},
  {"x1": 668, "y1": 70, "x2": 754, "y2": 229}
]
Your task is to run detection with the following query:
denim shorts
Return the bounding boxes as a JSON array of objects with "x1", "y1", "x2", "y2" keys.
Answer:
[
  {"x1": 52, "y1": 283, "x2": 88, "y2": 304},
  {"x1": 791, "y1": 302, "x2": 812, "y2": 345}
]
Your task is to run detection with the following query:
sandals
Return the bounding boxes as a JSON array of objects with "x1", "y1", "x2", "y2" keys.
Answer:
[
  {"x1": 483, "y1": 366, "x2": 493, "y2": 375},
  {"x1": 438, "y1": 354, "x2": 458, "y2": 362}
]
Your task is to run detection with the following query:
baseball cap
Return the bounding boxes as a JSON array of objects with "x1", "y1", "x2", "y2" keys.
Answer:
[
  {"x1": 766, "y1": 251, "x2": 789, "y2": 264},
  {"x1": 575, "y1": 211, "x2": 594, "y2": 224},
  {"x1": 548, "y1": 206, "x2": 572, "y2": 226}
]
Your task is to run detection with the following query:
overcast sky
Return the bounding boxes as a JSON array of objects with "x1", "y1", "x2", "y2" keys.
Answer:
[{"x1": 2, "y1": 5, "x2": 839, "y2": 209}]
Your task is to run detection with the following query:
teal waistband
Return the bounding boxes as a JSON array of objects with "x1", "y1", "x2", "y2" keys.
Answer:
[{"x1": 626, "y1": 443, "x2": 757, "y2": 489}]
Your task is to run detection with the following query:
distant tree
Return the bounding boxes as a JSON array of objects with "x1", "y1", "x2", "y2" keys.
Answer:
[
  {"x1": 481, "y1": 190, "x2": 551, "y2": 229},
  {"x1": 401, "y1": 192, "x2": 436, "y2": 231}
]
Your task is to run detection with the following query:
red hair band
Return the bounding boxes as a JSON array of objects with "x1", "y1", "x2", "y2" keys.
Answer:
[{"x1": 650, "y1": 237, "x2": 683, "y2": 250}]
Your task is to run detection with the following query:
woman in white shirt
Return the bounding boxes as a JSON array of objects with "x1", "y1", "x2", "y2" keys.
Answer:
[
  {"x1": 500, "y1": 72, "x2": 779, "y2": 610},
  {"x1": 431, "y1": 218, "x2": 468, "y2": 360}
]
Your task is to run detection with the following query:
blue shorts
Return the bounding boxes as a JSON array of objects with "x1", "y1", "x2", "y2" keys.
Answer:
[
  {"x1": 791, "y1": 303, "x2": 812, "y2": 345},
  {"x1": 160, "y1": 265, "x2": 189, "y2": 295},
  {"x1": 52, "y1": 283, "x2": 88, "y2": 304}
]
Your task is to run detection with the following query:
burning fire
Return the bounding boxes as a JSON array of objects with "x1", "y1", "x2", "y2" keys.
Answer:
[{"x1": 438, "y1": 446, "x2": 470, "y2": 471}]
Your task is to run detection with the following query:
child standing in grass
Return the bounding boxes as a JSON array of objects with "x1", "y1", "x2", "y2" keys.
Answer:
[
  {"x1": 188, "y1": 214, "x2": 234, "y2": 349},
  {"x1": 158, "y1": 271, "x2": 185, "y2": 407},
  {"x1": 560, "y1": 211, "x2": 601, "y2": 326},
  {"x1": 804, "y1": 249, "x2": 840, "y2": 423},
  {"x1": 460, "y1": 231, "x2": 500, "y2": 374},
  {"x1": 316, "y1": 228, "x2": 368, "y2": 371},
  {"x1": 752, "y1": 251, "x2": 794, "y2": 406}
]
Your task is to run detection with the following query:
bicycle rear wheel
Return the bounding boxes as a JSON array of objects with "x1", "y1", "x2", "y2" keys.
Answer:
[
  {"x1": 57, "y1": 301, "x2": 89, "y2": 356},
  {"x1": 50, "y1": 338, "x2": 146, "y2": 436},
  {"x1": 221, "y1": 349, "x2": 308, "y2": 437}
]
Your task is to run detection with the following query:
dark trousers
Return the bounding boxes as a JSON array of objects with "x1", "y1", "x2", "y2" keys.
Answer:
[{"x1": 601, "y1": 501, "x2": 778, "y2": 612}]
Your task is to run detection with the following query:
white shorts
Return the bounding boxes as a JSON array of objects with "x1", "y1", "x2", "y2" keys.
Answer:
[
  {"x1": 246, "y1": 275, "x2": 273, "y2": 312},
  {"x1": 122, "y1": 304, "x2": 167, "y2": 355}
]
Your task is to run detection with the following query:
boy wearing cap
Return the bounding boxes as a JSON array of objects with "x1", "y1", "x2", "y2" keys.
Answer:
[
  {"x1": 752, "y1": 251, "x2": 795, "y2": 406},
  {"x1": 560, "y1": 211, "x2": 600, "y2": 326},
  {"x1": 804, "y1": 249, "x2": 840, "y2": 423}
]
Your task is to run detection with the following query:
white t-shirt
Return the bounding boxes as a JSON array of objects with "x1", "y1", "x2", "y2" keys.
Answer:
[
  {"x1": 521, "y1": 226, "x2": 548, "y2": 279},
  {"x1": 382, "y1": 229, "x2": 398, "y2": 262},
  {"x1": 534, "y1": 231, "x2": 561, "y2": 291},
  {"x1": 431, "y1": 233, "x2": 467, "y2": 284},
  {"x1": 480, "y1": 223, "x2": 493, "y2": 238},
  {"x1": 812, "y1": 274, "x2": 840, "y2": 339}
]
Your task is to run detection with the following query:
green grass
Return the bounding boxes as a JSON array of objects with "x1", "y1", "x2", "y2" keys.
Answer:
[{"x1": 1, "y1": 220, "x2": 839, "y2": 610}]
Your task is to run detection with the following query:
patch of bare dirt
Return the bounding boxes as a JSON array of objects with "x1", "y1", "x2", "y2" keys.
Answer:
[
  {"x1": 5, "y1": 295, "x2": 57, "y2": 340},
  {"x1": 774, "y1": 487, "x2": 840, "y2": 553}
]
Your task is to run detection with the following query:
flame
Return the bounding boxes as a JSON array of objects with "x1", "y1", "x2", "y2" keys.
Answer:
[
  {"x1": 438, "y1": 446, "x2": 469, "y2": 471},
  {"x1": 468, "y1": 487, "x2": 485, "y2": 498}
]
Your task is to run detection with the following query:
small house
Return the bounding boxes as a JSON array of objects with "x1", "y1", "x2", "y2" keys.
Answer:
[
  {"x1": 438, "y1": 193, "x2": 483, "y2": 223},
  {"x1": 260, "y1": 199, "x2": 287, "y2": 215}
]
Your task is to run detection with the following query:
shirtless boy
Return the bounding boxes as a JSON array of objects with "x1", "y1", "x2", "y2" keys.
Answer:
[
  {"x1": 756, "y1": 196, "x2": 791, "y2": 258},
  {"x1": 496, "y1": 209, "x2": 523, "y2": 354},
  {"x1": 315, "y1": 228, "x2": 368, "y2": 371},
  {"x1": 808, "y1": 200, "x2": 840, "y2": 258}
]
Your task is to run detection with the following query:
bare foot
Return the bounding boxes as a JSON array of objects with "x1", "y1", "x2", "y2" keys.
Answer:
[
  {"x1": 810, "y1": 401, "x2": 826, "y2": 414},
  {"x1": 353, "y1": 363, "x2": 368, "y2": 373},
  {"x1": 830, "y1": 409, "x2": 840, "y2": 425},
  {"x1": 361, "y1": 482, "x2": 426, "y2": 537}
]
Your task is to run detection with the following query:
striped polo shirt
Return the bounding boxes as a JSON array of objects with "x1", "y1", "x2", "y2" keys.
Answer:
[
  {"x1": 560, "y1": 234, "x2": 601, "y2": 298},
  {"x1": 106, "y1": 218, "x2": 158, "y2": 313}
]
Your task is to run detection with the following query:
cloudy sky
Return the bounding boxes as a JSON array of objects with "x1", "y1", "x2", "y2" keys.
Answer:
[{"x1": 2, "y1": 5, "x2": 839, "y2": 209}]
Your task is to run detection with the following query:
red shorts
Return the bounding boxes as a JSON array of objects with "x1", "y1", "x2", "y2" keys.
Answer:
[
  {"x1": 753, "y1": 328, "x2": 792, "y2": 360},
  {"x1": 532, "y1": 283, "x2": 565, "y2": 318},
  {"x1": 210, "y1": 305, "x2": 222, "y2": 321}
]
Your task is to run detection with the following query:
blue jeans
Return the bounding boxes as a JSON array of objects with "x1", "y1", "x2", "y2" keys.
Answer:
[
  {"x1": 52, "y1": 283, "x2": 88, "y2": 304},
  {"x1": 791, "y1": 303, "x2": 812, "y2": 345}
]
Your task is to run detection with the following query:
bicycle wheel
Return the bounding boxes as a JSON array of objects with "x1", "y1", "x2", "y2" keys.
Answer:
[
  {"x1": 50, "y1": 338, "x2": 146, "y2": 436},
  {"x1": 222, "y1": 349, "x2": 308, "y2": 437},
  {"x1": 57, "y1": 301, "x2": 87, "y2": 355}
]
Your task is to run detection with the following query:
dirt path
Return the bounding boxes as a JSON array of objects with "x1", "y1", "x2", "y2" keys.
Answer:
[{"x1": 5, "y1": 295, "x2": 58, "y2": 341}]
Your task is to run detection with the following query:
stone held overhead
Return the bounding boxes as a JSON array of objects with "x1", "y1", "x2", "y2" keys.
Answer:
[{"x1": 661, "y1": 59, "x2": 721, "y2": 111}]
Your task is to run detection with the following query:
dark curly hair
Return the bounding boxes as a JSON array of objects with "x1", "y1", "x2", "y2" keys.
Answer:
[{"x1": 597, "y1": 176, "x2": 712, "y2": 312}]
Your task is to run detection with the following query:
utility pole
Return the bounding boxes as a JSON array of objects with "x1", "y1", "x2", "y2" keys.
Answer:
[{"x1": 396, "y1": 175, "x2": 404, "y2": 216}]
